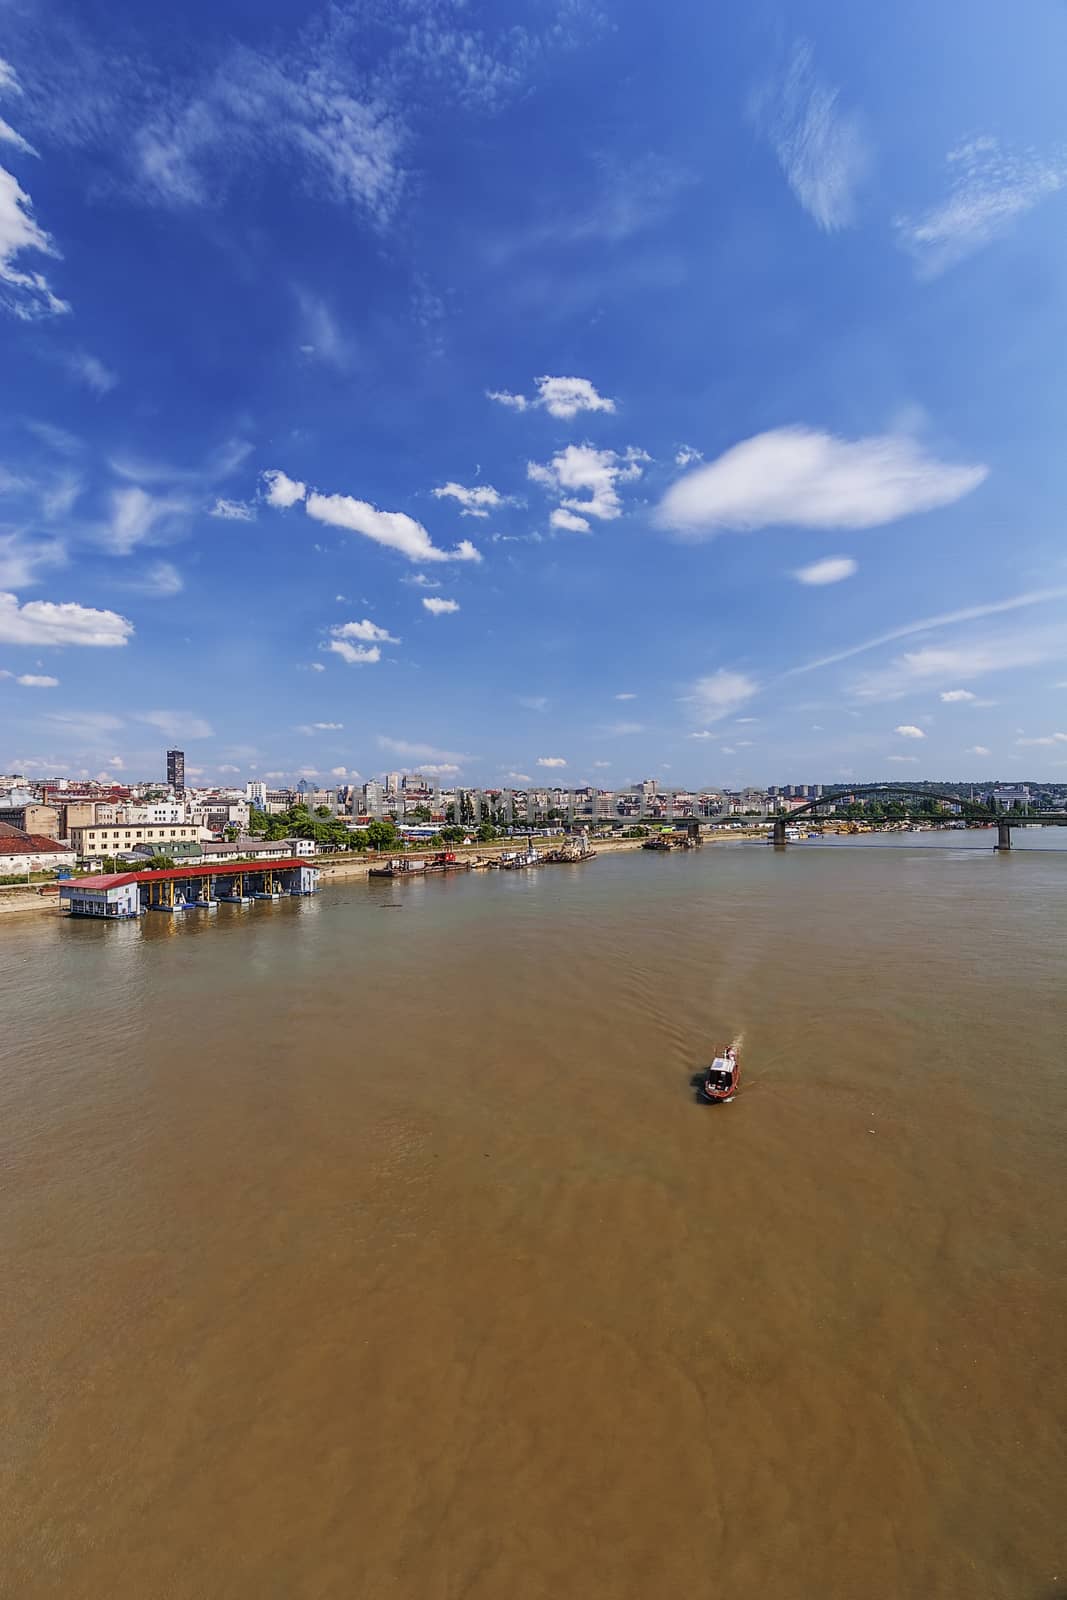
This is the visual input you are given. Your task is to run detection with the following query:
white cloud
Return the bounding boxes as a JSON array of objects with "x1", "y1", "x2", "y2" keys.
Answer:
[
  {"x1": 422, "y1": 596, "x2": 459, "y2": 615},
  {"x1": 332, "y1": 618, "x2": 398, "y2": 643},
  {"x1": 688, "y1": 731, "x2": 712, "y2": 740},
  {"x1": 210, "y1": 497, "x2": 255, "y2": 521},
  {"x1": 378, "y1": 736, "x2": 463, "y2": 764},
  {"x1": 261, "y1": 469, "x2": 307, "y2": 509},
  {"x1": 304, "y1": 491, "x2": 482, "y2": 564},
  {"x1": 675, "y1": 445, "x2": 702, "y2": 467},
  {"x1": 486, "y1": 389, "x2": 528, "y2": 411},
  {"x1": 218, "y1": 765, "x2": 240, "y2": 774},
  {"x1": 1016, "y1": 732, "x2": 1067, "y2": 747},
  {"x1": 550, "y1": 508, "x2": 591, "y2": 533},
  {"x1": 684, "y1": 669, "x2": 759, "y2": 723},
  {"x1": 720, "y1": 746, "x2": 736, "y2": 757},
  {"x1": 895, "y1": 725, "x2": 925, "y2": 739},
  {"x1": 940, "y1": 689, "x2": 976, "y2": 703},
  {"x1": 615, "y1": 692, "x2": 636, "y2": 701},
  {"x1": 535, "y1": 376, "x2": 616, "y2": 419},
  {"x1": 66, "y1": 350, "x2": 117, "y2": 394},
  {"x1": 505, "y1": 771, "x2": 531, "y2": 782},
  {"x1": 886, "y1": 755, "x2": 919, "y2": 764},
  {"x1": 403, "y1": 572, "x2": 442, "y2": 589},
  {"x1": 529, "y1": 443, "x2": 647, "y2": 523},
  {"x1": 518, "y1": 696, "x2": 548, "y2": 711},
  {"x1": 750, "y1": 38, "x2": 870, "y2": 231},
  {"x1": 537, "y1": 756, "x2": 567, "y2": 768},
  {"x1": 658, "y1": 427, "x2": 986, "y2": 536},
  {"x1": 592, "y1": 760, "x2": 611, "y2": 769},
  {"x1": 0, "y1": 532, "x2": 65, "y2": 588},
  {"x1": 793, "y1": 555, "x2": 857, "y2": 586},
  {"x1": 896, "y1": 137, "x2": 1067, "y2": 278},
  {"x1": 327, "y1": 640, "x2": 381, "y2": 665},
  {"x1": 297, "y1": 721, "x2": 344, "y2": 734},
  {"x1": 0, "y1": 161, "x2": 70, "y2": 320},
  {"x1": 432, "y1": 482, "x2": 506, "y2": 518},
  {"x1": 0, "y1": 591, "x2": 133, "y2": 647},
  {"x1": 420, "y1": 763, "x2": 461, "y2": 777},
  {"x1": 489, "y1": 375, "x2": 616, "y2": 420},
  {"x1": 968, "y1": 746, "x2": 991, "y2": 757},
  {"x1": 789, "y1": 586, "x2": 1067, "y2": 677},
  {"x1": 308, "y1": 662, "x2": 325, "y2": 672},
  {"x1": 137, "y1": 710, "x2": 214, "y2": 739},
  {"x1": 16, "y1": 673, "x2": 58, "y2": 687}
]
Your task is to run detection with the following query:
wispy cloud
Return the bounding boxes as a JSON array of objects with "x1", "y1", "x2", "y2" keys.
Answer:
[
  {"x1": 15, "y1": 672, "x2": 58, "y2": 687},
  {"x1": 123, "y1": 560, "x2": 184, "y2": 597},
  {"x1": 789, "y1": 586, "x2": 1067, "y2": 676},
  {"x1": 896, "y1": 137, "x2": 1067, "y2": 278},
  {"x1": 422, "y1": 596, "x2": 459, "y2": 615},
  {"x1": 432, "y1": 482, "x2": 508, "y2": 518},
  {"x1": 940, "y1": 689, "x2": 975, "y2": 703},
  {"x1": 132, "y1": 48, "x2": 406, "y2": 226},
  {"x1": 850, "y1": 624, "x2": 1067, "y2": 702},
  {"x1": 750, "y1": 39, "x2": 870, "y2": 231},
  {"x1": 659, "y1": 427, "x2": 985, "y2": 537},
  {"x1": 378, "y1": 736, "x2": 464, "y2": 765},
  {"x1": 537, "y1": 756, "x2": 567, "y2": 768},
  {"x1": 0, "y1": 532, "x2": 65, "y2": 588},
  {"x1": 66, "y1": 350, "x2": 117, "y2": 394},
  {"x1": 102, "y1": 486, "x2": 189, "y2": 554},
  {"x1": 136, "y1": 709, "x2": 213, "y2": 739},
  {"x1": 682, "y1": 669, "x2": 759, "y2": 723},
  {"x1": 210, "y1": 497, "x2": 256, "y2": 521}
]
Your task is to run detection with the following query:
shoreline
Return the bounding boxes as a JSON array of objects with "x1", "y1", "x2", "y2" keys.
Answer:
[{"x1": 0, "y1": 831, "x2": 762, "y2": 921}]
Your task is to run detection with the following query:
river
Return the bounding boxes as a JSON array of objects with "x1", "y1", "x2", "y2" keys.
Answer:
[{"x1": 2, "y1": 835, "x2": 1064, "y2": 1598}]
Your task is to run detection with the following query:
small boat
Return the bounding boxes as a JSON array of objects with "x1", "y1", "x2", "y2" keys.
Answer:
[{"x1": 699, "y1": 1046, "x2": 740, "y2": 1103}]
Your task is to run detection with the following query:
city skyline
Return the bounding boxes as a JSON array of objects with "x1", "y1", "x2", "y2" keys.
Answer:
[{"x1": 4, "y1": 3, "x2": 1067, "y2": 785}]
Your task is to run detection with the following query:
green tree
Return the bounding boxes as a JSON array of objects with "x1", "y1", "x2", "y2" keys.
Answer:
[
  {"x1": 314, "y1": 805, "x2": 332, "y2": 819},
  {"x1": 476, "y1": 820, "x2": 497, "y2": 843},
  {"x1": 146, "y1": 854, "x2": 176, "y2": 870},
  {"x1": 366, "y1": 819, "x2": 399, "y2": 852}
]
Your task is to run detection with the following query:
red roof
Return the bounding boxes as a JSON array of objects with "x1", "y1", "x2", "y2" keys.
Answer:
[
  {"x1": 69, "y1": 858, "x2": 313, "y2": 890},
  {"x1": 0, "y1": 832, "x2": 74, "y2": 855}
]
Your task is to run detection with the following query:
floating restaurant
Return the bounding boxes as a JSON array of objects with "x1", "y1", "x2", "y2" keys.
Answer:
[{"x1": 59, "y1": 858, "x2": 319, "y2": 919}]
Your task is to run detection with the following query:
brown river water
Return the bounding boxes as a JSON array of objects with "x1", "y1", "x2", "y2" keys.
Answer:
[{"x1": 2, "y1": 835, "x2": 1065, "y2": 1599}]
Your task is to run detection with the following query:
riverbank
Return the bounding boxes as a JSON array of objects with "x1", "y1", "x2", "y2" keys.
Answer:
[{"x1": 0, "y1": 831, "x2": 764, "y2": 920}]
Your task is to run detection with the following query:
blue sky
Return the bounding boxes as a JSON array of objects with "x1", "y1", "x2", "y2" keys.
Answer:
[{"x1": 3, "y1": 0, "x2": 1067, "y2": 788}]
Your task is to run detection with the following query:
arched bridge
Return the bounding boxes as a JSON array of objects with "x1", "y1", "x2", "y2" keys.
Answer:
[{"x1": 770, "y1": 783, "x2": 1067, "y2": 850}]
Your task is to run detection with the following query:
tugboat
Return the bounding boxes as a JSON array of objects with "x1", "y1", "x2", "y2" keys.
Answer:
[{"x1": 699, "y1": 1045, "x2": 740, "y2": 1103}]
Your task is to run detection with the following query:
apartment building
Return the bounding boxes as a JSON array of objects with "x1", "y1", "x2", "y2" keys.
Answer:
[{"x1": 69, "y1": 822, "x2": 204, "y2": 858}]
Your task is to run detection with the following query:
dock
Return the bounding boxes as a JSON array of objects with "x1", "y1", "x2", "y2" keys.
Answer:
[{"x1": 59, "y1": 859, "x2": 319, "y2": 919}]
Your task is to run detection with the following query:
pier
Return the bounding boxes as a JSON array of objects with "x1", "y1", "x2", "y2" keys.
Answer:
[{"x1": 59, "y1": 859, "x2": 319, "y2": 919}]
